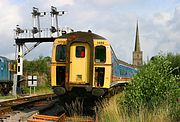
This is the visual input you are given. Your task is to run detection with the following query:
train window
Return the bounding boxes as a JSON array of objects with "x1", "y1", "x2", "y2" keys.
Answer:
[
  {"x1": 95, "y1": 67, "x2": 105, "y2": 87},
  {"x1": 95, "y1": 46, "x2": 106, "y2": 63},
  {"x1": 56, "y1": 45, "x2": 66, "y2": 62},
  {"x1": 0, "y1": 58, "x2": 4, "y2": 62},
  {"x1": 76, "y1": 46, "x2": 85, "y2": 58}
]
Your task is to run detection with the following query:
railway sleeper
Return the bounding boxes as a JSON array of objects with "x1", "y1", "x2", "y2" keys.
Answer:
[{"x1": 28, "y1": 113, "x2": 96, "y2": 122}]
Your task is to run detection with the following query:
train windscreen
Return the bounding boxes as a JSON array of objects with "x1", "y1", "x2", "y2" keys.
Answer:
[
  {"x1": 56, "y1": 45, "x2": 66, "y2": 62},
  {"x1": 95, "y1": 46, "x2": 106, "y2": 63}
]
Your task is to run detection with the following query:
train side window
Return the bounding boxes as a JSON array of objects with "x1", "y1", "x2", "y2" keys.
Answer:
[
  {"x1": 76, "y1": 46, "x2": 85, "y2": 58},
  {"x1": 56, "y1": 45, "x2": 66, "y2": 62},
  {"x1": 95, "y1": 46, "x2": 106, "y2": 63},
  {"x1": 0, "y1": 58, "x2": 4, "y2": 62}
]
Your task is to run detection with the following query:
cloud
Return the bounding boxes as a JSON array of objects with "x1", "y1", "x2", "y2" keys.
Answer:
[
  {"x1": 0, "y1": 0, "x2": 180, "y2": 64},
  {"x1": 0, "y1": 0, "x2": 22, "y2": 58},
  {"x1": 0, "y1": 1, "x2": 21, "y2": 34},
  {"x1": 87, "y1": 0, "x2": 140, "y2": 7},
  {"x1": 25, "y1": 0, "x2": 74, "y2": 8},
  {"x1": 141, "y1": 5, "x2": 180, "y2": 61}
]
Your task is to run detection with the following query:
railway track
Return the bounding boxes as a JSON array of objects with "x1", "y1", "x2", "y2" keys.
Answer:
[
  {"x1": 0, "y1": 94, "x2": 57, "y2": 122},
  {"x1": 0, "y1": 94, "x2": 98, "y2": 122}
]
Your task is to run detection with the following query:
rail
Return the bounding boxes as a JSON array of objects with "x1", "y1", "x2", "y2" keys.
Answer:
[{"x1": 0, "y1": 94, "x2": 56, "y2": 116}]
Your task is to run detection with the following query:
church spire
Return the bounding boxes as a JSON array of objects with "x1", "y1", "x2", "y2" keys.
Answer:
[
  {"x1": 133, "y1": 21, "x2": 143, "y2": 67},
  {"x1": 134, "y1": 21, "x2": 141, "y2": 52}
]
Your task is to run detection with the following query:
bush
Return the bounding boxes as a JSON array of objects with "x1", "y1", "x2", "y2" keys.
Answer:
[{"x1": 122, "y1": 55, "x2": 180, "y2": 119}]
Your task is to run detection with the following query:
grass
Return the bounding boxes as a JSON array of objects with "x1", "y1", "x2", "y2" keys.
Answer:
[
  {"x1": 62, "y1": 93, "x2": 177, "y2": 122},
  {"x1": 65, "y1": 98, "x2": 95, "y2": 122},
  {"x1": 65, "y1": 98, "x2": 84, "y2": 116},
  {"x1": 97, "y1": 93, "x2": 175, "y2": 122},
  {"x1": 0, "y1": 82, "x2": 53, "y2": 99},
  {"x1": 0, "y1": 85, "x2": 53, "y2": 100},
  {"x1": 23, "y1": 84, "x2": 53, "y2": 95},
  {"x1": 0, "y1": 95, "x2": 16, "y2": 99}
]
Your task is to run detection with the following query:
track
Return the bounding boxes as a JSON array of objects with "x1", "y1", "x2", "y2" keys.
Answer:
[
  {"x1": 0, "y1": 93, "x2": 99, "y2": 122},
  {"x1": 0, "y1": 94, "x2": 57, "y2": 122}
]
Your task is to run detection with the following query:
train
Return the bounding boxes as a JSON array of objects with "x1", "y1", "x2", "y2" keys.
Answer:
[
  {"x1": 51, "y1": 31, "x2": 138, "y2": 97},
  {"x1": 0, "y1": 56, "x2": 13, "y2": 95}
]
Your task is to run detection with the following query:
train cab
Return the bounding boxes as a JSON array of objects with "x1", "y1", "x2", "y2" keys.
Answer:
[{"x1": 51, "y1": 32, "x2": 112, "y2": 96}]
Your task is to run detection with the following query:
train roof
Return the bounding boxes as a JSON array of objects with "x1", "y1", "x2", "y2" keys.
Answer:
[
  {"x1": 59, "y1": 31, "x2": 106, "y2": 40},
  {"x1": 0, "y1": 56, "x2": 9, "y2": 62}
]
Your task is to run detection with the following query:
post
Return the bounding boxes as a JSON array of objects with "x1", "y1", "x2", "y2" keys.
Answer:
[
  {"x1": 16, "y1": 44, "x2": 23, "y2": 94},
  {"x1": 12, "y1": 74, "x2": 17, "y2": 97},
  {"x1": 30, "y1": 86, "x2": 31, "y2": 96},
  {"x1": 55, "y1": 14, "x2": 59, "y2": 36},
  {"x1": 32, "y1": 7, "x2": 41, "y2": 38},
  {"x1": 34, "y1": 86, "x2": 35, "y2": 95},
  {"x1": 37, "y1": 13, "x2": 41, "y2": 38}
]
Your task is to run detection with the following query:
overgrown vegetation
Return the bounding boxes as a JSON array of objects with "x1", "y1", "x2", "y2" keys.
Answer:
[
  {"x1": 24, "y1": 56, "x2": 51, "y2": 75},
  {"x1": 98, "y1": 53, "x2": 180, "y2": 121},
  {"x1": 122, "y1": 54, "x2": 180, "y2": 121},
  {"x1": 98, "y1": 94, "x2": 173, "y2": 122},
  {"x1": 23, "y1": 82, "x2": 52, "y2": 95},
  {"x1": 22, "y1": 56, "x2": 52, "y2": 94},
  {"x1": 0, "y1": 95, "x2": 16, "y2": 99},
  {"x1": 166, "y1": 53, "x2": 180, "y2": 76}
]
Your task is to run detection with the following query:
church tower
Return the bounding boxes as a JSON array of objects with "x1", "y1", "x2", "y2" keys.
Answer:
[{"x1": 133, "y1": 22, "x2": 143, "y2": 67}]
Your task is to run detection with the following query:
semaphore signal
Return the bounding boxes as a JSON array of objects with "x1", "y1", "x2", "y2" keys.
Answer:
[{"x1": 14, "y1": 6, "x2": 73, "y2": 94}]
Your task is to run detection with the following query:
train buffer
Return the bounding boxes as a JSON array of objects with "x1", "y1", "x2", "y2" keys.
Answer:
[{"x1": 27, "y1": 113, "x2": 96, "y2": 122}]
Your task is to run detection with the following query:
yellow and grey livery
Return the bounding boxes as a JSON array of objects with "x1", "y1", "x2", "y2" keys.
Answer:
[{"x1": 51, "y1": 31, "x2": 112, "y2": 96}]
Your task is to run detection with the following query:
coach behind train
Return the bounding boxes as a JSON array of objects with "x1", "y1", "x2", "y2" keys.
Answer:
[{"x1": 0, "y1": 56, "x2": 13, "y2": 95}]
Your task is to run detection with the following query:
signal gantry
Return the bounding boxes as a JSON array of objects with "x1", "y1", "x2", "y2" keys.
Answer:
[{"x1": 14, "y1": 6, "x2": 73, "y2": 93}]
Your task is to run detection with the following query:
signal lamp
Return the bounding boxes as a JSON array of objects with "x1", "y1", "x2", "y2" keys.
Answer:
[
  {"x1": 32, "y1": 27, "x2": 39, "y2": 34},
  {"x1": 50, "y1": 26, "x2": 57, "y2": 33}
]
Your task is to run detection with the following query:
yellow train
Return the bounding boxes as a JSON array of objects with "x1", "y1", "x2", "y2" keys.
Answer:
[{"x1": 51, "y1": 31, "x2": 137, "y2": 96}]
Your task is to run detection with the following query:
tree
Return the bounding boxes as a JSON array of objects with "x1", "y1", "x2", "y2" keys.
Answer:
[
  {"x1": 122, "y1": 54, "x2": 179, "y2": 118},
  {"x1": 166, "y1": 53, "x2": 180, "y2": 76},
  {"x1": 23, "y1": 56, "x2": 51, "y2": 75}
]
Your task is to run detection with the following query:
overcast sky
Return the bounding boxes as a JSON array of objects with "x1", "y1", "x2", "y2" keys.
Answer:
[{"x1": 0, "y1": 0, "x2": 180, "y2": 64}]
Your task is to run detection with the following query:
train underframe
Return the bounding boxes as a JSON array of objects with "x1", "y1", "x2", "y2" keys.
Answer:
[
  {"x1": 53, "y1": 85, "x2": 108, "y2": 97},
  {"x1": 0, "y1": 81, "x2": 13, "y2": 95},
  {"x1": 53, "y1": 83, "x2": 126, "y2": 98}
]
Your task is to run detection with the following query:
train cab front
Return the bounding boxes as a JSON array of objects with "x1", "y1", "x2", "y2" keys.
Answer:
[
  {"x1": 51, "y1": 32, "x2": 94, "y2": 96},
  {"x1": 51, "y1": 32, "x2": 112, "y2": 97}
]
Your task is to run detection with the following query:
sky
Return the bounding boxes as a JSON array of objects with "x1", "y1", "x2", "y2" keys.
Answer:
[{"x1": 0, "y1": 0, "x2": 180, "y2": 64}]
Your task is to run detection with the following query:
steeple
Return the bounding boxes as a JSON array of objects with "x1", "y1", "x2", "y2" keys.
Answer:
[
  {"x1": 134, "y1": 22, "x2": 141, "y2": 52},
  {"x1": 133, "y1": 21, "x2": 143, "y2": 67}
]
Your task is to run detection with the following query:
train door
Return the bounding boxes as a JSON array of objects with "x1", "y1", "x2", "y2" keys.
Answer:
[
  {"x1": 69, "y1": 43, "x2": 90, "y2": 84},
  {"x1": 0, "y1": 62, "x2": 3, "y2": 80}
]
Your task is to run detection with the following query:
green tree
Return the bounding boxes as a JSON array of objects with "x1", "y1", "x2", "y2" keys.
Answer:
[
  {"x1": 166, "y1": 53, "x2": 180, "y2": 76},
  {"x1": 23, "y1": 56, "x2": 51, "y2": 75},
  {"x1": 122, "y1": 54, "x2": 179, "y2": 119}
]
